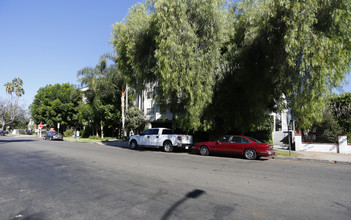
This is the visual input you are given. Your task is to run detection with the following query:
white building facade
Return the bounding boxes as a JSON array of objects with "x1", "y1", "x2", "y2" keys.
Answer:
[{"x1": 133, "y1": 83, "x2": 173, "y2": 129}]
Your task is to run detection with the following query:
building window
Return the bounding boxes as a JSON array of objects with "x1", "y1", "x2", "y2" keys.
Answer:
[
  {"x1": 147, "y1": 91, "x2": 153, "y2": 99},
  {"x1": 147, "y1": 108, "x2": 153, "y2": 115}
]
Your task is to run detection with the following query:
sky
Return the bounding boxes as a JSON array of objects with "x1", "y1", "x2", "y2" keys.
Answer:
[
  {"x1": 0, "y1": 0, "x2": 350, "y2": 108},
  {"x1": 0, "y1": 0, "x2": 140, "y2": 107}
]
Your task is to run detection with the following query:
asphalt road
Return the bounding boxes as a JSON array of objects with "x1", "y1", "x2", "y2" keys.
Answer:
[{"x1": 0, "y1": 136, "x2": 350, "y2": 220}]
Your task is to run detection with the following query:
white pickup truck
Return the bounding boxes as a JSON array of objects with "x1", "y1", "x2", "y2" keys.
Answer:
[{"x1": 129, "y1": 128, "x2": 193, "y2": 152}]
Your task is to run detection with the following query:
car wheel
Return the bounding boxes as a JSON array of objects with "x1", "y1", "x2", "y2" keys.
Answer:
[
  {"x1": 199, "y1": 146, "x2": 209, "y2": 156},
  {"x1": 244, "y1": 149, "x2": 257, "y2": 160},
  {"x1": 163, "y1": 141, "x2": 173, "y2": 152},
  {"x1": 130, "y1": 140, "x2": 138, "y2": 149}
]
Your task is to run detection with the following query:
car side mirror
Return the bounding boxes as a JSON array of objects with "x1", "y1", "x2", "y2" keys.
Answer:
[{"x1": 216, "y1": 140, "x2": 220, "y2": 145}]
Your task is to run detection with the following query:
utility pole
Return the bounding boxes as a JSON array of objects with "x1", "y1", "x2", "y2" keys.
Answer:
[{"x1": 287, "y1": 113, "x2": 292, "y2": 156}]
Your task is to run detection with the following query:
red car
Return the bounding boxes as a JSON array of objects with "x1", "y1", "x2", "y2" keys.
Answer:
[{"x1": 193, "y1": 135, "x2": 275, "y2": 160}]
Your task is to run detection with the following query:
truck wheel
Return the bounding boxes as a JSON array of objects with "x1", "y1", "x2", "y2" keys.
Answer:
[
  {"x1": 163, "y1": 141, "x2": 173, "y2": 152},
  {"x1": 130, "y1": 140, "x2": 138, "y2": 149}
]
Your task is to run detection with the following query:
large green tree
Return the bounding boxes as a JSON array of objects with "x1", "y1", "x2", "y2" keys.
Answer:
[
  {"x1": 29, "y1": 83, "x2": 81, "y2": 131},
  {"x1": 210, "y1": 0, "x2": 351, "y2": 134},
  {"x1": 111, "y1": 2, "x2": 156, "y2": 92},
  {"x1": 112, "y1": 0, "x2": 227, "y2": 131},
  {"x1": 112, "y1": 0, "x2": 351, "y2": 135},
  {"x1": 280, "y1": 0, "x2": 351, "y2": 128}
]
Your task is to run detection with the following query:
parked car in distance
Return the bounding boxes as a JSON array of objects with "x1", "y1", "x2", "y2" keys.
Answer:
[
  {"x1": 0, "y1": 130, "x2": 5, "y2": 136},
  {"x1": 193, "y1": 135, "x2": 275, "y2": 160},
  {"x1": 44, "y1": 132, "x2": 63, "y2": 141},
  {"x1": 129, "y1": 128, "x2": 193, "y2": 152}
]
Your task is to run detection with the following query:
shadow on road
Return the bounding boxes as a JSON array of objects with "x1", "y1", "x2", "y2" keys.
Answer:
[
  {"x1": 161, "y1": 189, "x2": 206, "y2": 220},
  {"x1": 193, "y1": 153, "x2": 271, "y2": 161},
  {"x1": 101, "y1": 141, "x2": 192, "y2": 153},
  {"x1": 100, "y1": 141, "x2": 270, "y2": 161},
  {"x1": 0, "y1": 139, "x2": 36, "y2": 143},
  {"x1": 101, "y1": 141, "x2": 130, "y2": 149}
]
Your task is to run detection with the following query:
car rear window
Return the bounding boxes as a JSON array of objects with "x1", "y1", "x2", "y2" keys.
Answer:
[
  {"x1": 162, "y1": 129, "x2": 173, "y2": 135},
  {"x1": 247, "y1": 137, "x2": 262, "y2": 143},
  {"x1": 241, "y1": 137, "x2": 250, "y2": 143}
]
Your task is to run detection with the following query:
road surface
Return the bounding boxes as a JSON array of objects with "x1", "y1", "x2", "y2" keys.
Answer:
[{"x1": 0, "y1": 136, "x2": 350, "y2": 219}]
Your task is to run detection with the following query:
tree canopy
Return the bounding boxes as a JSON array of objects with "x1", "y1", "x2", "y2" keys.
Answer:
[
  {"x1": 330, "y1": 93, "x2": 351, "y2": 134},
  {"x1": 112, "y1": 0, "x2": 351, "y2": 134},
  {"x1": 29, "y1": 83, "x2": 81, "y2": 130},
  {"x1": 112, "y1": 0, "x2": 227, "y2": 131},
  {"x1": 125, "y1": 106, "x2": 146, "y2": 134}
]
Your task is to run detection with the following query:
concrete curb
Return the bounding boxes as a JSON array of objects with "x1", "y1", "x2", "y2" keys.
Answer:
[{"x1": 272, "y1": 156, "x2": 351, "y2": 165}]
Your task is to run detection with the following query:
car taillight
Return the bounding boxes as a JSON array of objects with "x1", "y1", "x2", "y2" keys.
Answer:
[
  {"x1": 53, "y1": 134, "x2": 56, "y2": 137},
  {"x1": 178, "y1": 136, "x2": 182, "y2": 141}
]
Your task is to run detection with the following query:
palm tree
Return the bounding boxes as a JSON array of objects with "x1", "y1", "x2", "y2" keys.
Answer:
[
  {"x1": 13, "y1": 77, "x2": 24, "y2": 97},
  {"x1": 77, "y1": 57, "x2": 121, "y2": 138},
  {"x1": 78, "y1": 59, "x2": 106, "y2": 137},
  {"x1": 1, "y1": 77, "x2": 25, "y2": 130},
  {"x1": 5, "y1": 77, "x2": 24, "y2": 98},
  {"x1": 4, "y1": 82, "x2": 14, "y2": 94},
  {"x1": 103, "y1": 53, "x2": 128, "y2": 138}
]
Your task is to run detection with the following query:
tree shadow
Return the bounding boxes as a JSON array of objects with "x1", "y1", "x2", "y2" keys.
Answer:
[
  {"x1": 0, "y1": 139, "x2": 36, "y2": 143},
  {"x1": 161, "y1": 189, "x2": 206, "y2": 220},
  {"x1": 101, "y1": 141, "x2": 193, "y2": 154},
  {"x1": 101, "y1": 141, "x2": 130, "y2": 149},
  {"x1": 190, "y1": 151, "x2": 270, "y2": 161}
]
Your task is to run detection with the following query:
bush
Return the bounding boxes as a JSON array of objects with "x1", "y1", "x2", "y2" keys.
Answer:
[
  {"x1": 89, "y1": 135, "x2": 100, "y2": 139},
  {"x1": 81, "y1": 127, "x2": 92, "y2": 138},
  {"x1": 64, "y1": 130, "x2": 73, "y2": 137},
  {"x1": 79, "y1": 130, "x2": 85, "y2": 138},
  {"x1": 315, "y1": 109, "x2": 342, "y2": 143},
  {"x1": 247, "y1": 115, "x2": 274, "y2": 144}
]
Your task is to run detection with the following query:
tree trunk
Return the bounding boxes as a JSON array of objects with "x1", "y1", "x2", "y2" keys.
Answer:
[
  {"x1": 121, "y1": 85, "x2": 126, "y2": 138},
  {"x1": 1, "y1": 121, "x2": 5, "y2": 131},
  {"x1": 96, "y1": 126, "x2": 99, "y2": 137},
  {"x1": 101, "y1": 124, "x2": 104, "y2": 139}
]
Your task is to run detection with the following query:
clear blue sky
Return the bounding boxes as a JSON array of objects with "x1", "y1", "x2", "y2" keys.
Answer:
[
  {"x1": 0, "y1": 0, "x2": 350, "y2": 108},
  {"x1": 0, "y1": 0, "x2": 140, "y2": 107}
]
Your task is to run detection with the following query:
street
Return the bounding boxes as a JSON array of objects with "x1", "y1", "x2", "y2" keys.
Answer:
[{"x1": 0, "y1": 136, "x2": 350, "y2": 220}]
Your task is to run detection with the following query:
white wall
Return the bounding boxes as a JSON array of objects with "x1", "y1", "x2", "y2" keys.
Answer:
[{"x1": 295, "y1": 134, "x2": 351, "y2": 154}]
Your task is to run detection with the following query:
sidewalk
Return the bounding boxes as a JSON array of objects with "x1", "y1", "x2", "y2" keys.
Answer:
[{"x1": 273, "y1": 145, "x2": 351, "y2": 165}]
